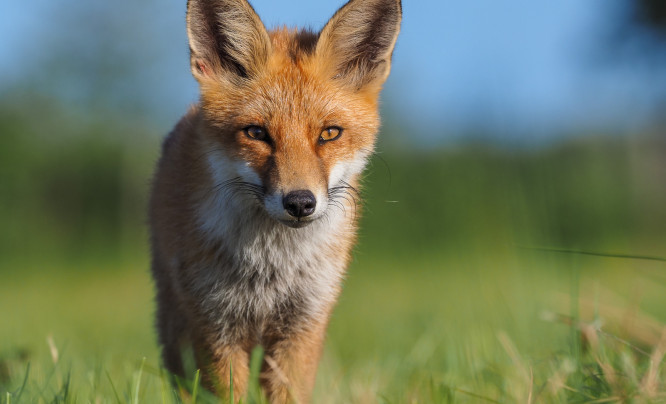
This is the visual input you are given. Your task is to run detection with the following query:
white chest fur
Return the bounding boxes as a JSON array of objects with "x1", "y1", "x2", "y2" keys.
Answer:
[{"x1": 191, "y1": 159, "x2": 352, "y2": 339}]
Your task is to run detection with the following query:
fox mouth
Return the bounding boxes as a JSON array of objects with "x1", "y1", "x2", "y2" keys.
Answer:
[{"x1": 279, "y1": 218, "x2": 316, "y2": 228}]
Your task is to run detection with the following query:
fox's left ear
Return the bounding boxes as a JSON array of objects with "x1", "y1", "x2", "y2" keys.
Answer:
[{"x1": 316, "y1": 0, "x2": 402, "y2": 91}]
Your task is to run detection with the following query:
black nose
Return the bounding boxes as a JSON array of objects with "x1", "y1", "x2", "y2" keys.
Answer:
[{"x1": 283, "y1": 190, "x2": 316, "y2": 218}]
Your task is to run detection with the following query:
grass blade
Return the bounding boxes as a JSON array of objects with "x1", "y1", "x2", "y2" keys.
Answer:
[
  {"x1": 191, "y1": 369, "x2": 200, "y2": 404},
  {"x1": 229, "y1": 360, "x2": 234, "y2": 404},
  {"x1": 248, "y1": 346, "x2": 265, "y2": 403},
  {"x1": 519, "y1": 246, "x2": 666, "y2": 263},
  {"x1": 12, "y1": 362, "x2": 29, "y2": 402},
  {"x1": 132, "y1": 357, "x2": 146, "y2": 404},
  {"x1": 159, "y1": 369, "x2": 170, "y2": 404},
  {"x1": 106, "y1": 370, "x2": 122, "y2": 404}
]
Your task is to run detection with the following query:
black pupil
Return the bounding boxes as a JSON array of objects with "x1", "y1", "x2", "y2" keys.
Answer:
[
  {"x1": 324, "y1": 128, "x2": 338, "y2": 140},
  {"x1": 249, "y1": 127, "x2": 263, "y2": 138}
]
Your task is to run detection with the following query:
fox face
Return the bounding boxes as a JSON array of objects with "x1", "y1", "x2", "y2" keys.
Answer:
[
  {"x1": 198, "y1": 46, "x2": 379, "y2": 227},
  {"x1": 187, "y1": 0, "x2": 401, "y2": 228}
]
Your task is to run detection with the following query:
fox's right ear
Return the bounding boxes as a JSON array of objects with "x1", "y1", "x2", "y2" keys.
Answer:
[{"x1": 186, "y1": 0, "x2": 271, "y2": 83}]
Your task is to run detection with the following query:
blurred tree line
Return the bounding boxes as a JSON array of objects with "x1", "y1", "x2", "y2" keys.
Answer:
[
  {"x1": 0, "y1": 96, "x2": 158, "y2": 268},
  {"x1": 609, "y1": 0, "x2": 666, "y2": 120},
  {"x1": 2, "y1": 96, "x2": 664, "y2": 270}
]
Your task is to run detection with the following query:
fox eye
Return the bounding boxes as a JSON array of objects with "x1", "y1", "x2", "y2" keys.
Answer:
[
  {"x1": 244, "y1": 126, "x2": 268, "y2": 142},
  {"x1": 319, "y1": 127, "x2": 342, "y2": 144}
]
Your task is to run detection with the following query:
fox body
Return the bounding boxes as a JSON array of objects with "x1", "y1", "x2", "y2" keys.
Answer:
[{"x1": 149, "y1": 0, "x2": 401, "y2": 402}]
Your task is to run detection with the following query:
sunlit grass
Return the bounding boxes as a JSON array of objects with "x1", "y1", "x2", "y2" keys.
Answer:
[{"x1": 1, "y1": 248, "x2": 664, "y2": 403}]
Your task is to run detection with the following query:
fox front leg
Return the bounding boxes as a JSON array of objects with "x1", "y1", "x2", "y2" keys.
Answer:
[
  {"x1": 260, "y1": 320, "x2": 328, "y2": 404},
  {"x1": 193, "y1": 338, "x2": 252, "y2": 402}
]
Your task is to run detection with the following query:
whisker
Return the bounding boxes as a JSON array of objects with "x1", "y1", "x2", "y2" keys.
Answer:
[
  {"x1": 231, "y1": 181, "x2": 266, "y2": 204},
  {"x1": 328, "y1": 199, "x2": 346, "y2": 216},
  {"x1": 328, "y1": 180, "x2": 360, "y2": 221},
  {"x1": 321, "y1": 210, "x2": 332, "y2": 226},
  {"x1": 204, "y1": 176, "x2": 243, "y2": 201},
  {"x1": 203, "y1": 177, "x2": 266, "y2": 207},
  {"x1": 340, "y1": 180, "x2": 360, "y2": 197}
]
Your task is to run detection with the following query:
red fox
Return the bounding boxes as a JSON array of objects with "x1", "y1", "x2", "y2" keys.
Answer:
[{"x1": 149, "y1": 0, "x2": 401, "y2": 402}]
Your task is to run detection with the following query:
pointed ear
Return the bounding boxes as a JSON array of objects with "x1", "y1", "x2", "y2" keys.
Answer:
[
  {"x1": 186, "y1": 0, "x2": 271, "y2": 82},
  {"x1": 316, "y1": 0, "x2": 401, "y2": 90}
]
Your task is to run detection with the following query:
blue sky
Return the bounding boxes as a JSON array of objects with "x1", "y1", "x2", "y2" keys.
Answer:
[{"x1": 1, "y1": 0, "x2": 663, "y2": 143}]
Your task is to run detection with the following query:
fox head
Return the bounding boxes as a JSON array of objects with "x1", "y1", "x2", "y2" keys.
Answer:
[{"x1": 187, "y1": 0, "x2": 401, "y2": 228}]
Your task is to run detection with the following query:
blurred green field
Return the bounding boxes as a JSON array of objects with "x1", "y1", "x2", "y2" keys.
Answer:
[
  {"x1": 2, "y1": 249, "x2": 666, "y2": 402},
  {"x1": 1, "y1": 100, "x2": 666, "y2": 402}
]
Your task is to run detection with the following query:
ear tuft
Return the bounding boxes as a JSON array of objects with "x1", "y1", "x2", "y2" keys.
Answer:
[
  {"x1": 187, "y1": 0, "x2": 271, "y2": 82},
  {"x1": 316, "y1": 0, "x2": 402, "y2": 90}
]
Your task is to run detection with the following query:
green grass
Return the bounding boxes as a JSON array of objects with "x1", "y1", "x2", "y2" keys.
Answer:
[{"x1": 1, "y1": 248, "x2": 665, "y2": 403}]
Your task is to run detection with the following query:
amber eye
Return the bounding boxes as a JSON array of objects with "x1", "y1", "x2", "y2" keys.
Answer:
[
  {"x1": 244, "y1": 126, "x2": 268, "y2": 142},
  {"x1": 319, "y1": 127, "x2": 342, "y2": 143}
]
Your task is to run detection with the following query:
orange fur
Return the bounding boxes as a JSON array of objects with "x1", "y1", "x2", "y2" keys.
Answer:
[{"x1": 150, "y1": 1, "x2": 401, "y2": 402}]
